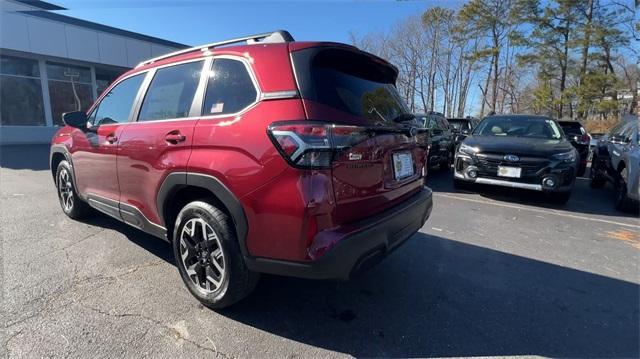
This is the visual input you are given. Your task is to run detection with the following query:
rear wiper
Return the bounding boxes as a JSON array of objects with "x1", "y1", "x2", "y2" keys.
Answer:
[{"x1": 368, "y1": 104, "x2": 388, "y2": 125}]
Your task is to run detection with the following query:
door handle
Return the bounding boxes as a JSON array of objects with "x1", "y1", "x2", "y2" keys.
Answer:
[
  {"x1": 165, "y1": 132, "x2": 186, "y2": 144},
  {"x1": 106, "y1": 134, "x2": 118, "y2": 144}
]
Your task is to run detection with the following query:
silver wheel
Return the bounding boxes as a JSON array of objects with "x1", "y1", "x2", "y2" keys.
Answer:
[
  {"x1": 58, "y1": 168, "x2": 74, "y2": 212},
  {"x1": 179, "y1": 218, "x2": 226, "y2": 294}
]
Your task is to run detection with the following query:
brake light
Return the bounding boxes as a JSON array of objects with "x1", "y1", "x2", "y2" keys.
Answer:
[
  {"x1": 268, "y1": 122, "x2": 370, "y2": 168},
  {"x1": 576, "y1": 134, "x2": 590, "y2": 145}
]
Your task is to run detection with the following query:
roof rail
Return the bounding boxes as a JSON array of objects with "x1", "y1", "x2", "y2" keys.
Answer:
[{"x1": 135, "y1": 30, "x2": 294, "y2": 68}]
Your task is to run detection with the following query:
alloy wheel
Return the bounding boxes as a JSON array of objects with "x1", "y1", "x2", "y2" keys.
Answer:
[
  {"x1": 179, "y1": 218, "x2": 226, "y2": 293},
  {"x1": 58, "y1": 169, "x2": 74, "y2": 212}
]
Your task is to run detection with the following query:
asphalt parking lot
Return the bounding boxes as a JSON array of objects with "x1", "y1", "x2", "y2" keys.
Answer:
[{"x1": 2, "y1": 145, "x2": 639, "y2": 358}]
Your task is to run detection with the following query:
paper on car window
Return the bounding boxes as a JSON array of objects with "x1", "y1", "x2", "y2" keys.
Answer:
[{"x1": 210, "y1": 102, "x2": 224, "y2": 114}]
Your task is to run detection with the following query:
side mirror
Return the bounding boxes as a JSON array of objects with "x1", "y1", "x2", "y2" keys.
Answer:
[
  {"x1": 461, "y1": 128, "x2": 471, "y2": 135},
  {"x1": 62, "y1": 111, "x2": 88, "y2": 129}
]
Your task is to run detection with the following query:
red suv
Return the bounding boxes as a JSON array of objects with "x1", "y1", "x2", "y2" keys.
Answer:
[{"x1": 51, "y1": 31, "x2": 433, "y2": 308}]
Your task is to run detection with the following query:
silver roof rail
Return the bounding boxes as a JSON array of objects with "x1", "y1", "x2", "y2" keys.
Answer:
[{"x1": 136, "y1": 30, "x2": 294, "y2": 68}]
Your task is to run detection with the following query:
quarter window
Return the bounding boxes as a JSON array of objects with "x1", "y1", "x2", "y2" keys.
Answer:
[
  {"x1": 202, "y1": 58, "x2": 257, "y2": 116},
  {"x1": 138, "y1": 61, "x2": 203, "y2": 122},
  {"x1": 91, "y1": 74, "x2": 145, "y2": 126}
]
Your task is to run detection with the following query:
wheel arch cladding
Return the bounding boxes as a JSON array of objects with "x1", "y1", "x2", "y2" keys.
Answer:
[
  {"x1": 50, "y1": 146, "x2": 73, "y2": 184},
  {"x1": 157, "y1": 172, "x2": 250, "y2": 256}
]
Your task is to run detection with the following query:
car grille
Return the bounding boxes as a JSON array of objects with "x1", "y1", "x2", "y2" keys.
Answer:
[{"x1": 475, "y1": 153, "x2": 549, "y2": 177}]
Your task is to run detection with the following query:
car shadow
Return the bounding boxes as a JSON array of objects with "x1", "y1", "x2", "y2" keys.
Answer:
[
  {"x1": 426, "y1": 166, "x2": 639, "y2": 219},
  {"x1": 77, "y1": 213, "x2": 175, "y2": 265},
  {"x1": 218, "y1": 232, "x2": 638, "y2": 357},
  {"x1": 75, "y1": 208, "x2": 638, "y2": 357},
  {"x1": 0, "y1": 145, "x2": 51, "y2": 171}
]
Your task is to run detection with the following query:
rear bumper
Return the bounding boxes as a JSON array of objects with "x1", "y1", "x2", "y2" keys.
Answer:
[{"x1": 245, "y1": 186, "x2": 433, "y2": 280}]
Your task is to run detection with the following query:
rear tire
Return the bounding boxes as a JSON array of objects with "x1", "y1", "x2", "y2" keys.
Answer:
[
  {"x1": 56, "y1": 161, "x2": 91, "y2": 219},
  {"x1": 172, "y1": 201, "x2": 258, "y2": 309}
]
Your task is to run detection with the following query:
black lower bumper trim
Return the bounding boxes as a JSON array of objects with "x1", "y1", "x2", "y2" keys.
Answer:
[{"x1": 245, "y1": 186, "x2": 433, "y2": 280}]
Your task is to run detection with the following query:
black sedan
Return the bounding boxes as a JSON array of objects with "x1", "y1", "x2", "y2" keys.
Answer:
[
  {"x1": 453, "y1": 115, "x2": 578, "y2": 204},
  {"x1": 558, "y1": 120, "x2": 590, "y2": 176}
]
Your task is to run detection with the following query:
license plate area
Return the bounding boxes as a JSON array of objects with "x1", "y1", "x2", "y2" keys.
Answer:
[
  {"x1": 393, "y1": 152, "x2": 414, "y2": 180},
  {"x1": 498, "y1": 166, "x2": 521, "y2": 178}
]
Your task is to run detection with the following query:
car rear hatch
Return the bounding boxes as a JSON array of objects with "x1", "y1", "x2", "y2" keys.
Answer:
[{"x1": 288, "y1": 45, "x2": 426, "y2": 223}]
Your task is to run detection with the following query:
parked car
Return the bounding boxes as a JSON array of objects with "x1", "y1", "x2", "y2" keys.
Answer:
[
  {"x1": 416, "y1": 112, "x2": 454, "y2": 170},
  {"x1": 557, "y1": 120, "x2": 590, "y2": 176},
  {"x1": 447, "y1": 117, "x2": 479, "y2": 149},
  {"x1": 50, "y1": 31, "x2": 433, "y2": 308},
  {"x1": 453, "y1": 114, "x2": 578, "y2": 204},
  {"x1": 590, "y1": 132, "x2": 604, "y2": 149},
  {"x1": 590, "y1": 120, "x2": 639, "y2": 211}
]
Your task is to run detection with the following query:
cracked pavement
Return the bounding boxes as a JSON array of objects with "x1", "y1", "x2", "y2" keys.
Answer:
[{"x1": 1, "y1": 145, "x2": 639, "y2": 358}]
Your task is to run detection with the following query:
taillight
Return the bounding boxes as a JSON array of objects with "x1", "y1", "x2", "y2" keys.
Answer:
[
  {"x1": 576, "y1": 134, "x2": 590, "y2": 145},
  {"x1": 267, "y1": 122, "x2": 370, "y2": 169}
]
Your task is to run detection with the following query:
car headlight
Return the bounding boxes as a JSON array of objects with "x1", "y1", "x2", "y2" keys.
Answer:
[
  {"x1": 458, "y1": 143, "x2": 478, "y2": 155},
  {"x1": 553, "y1": 150, "x2": 576, "y2": 163}
]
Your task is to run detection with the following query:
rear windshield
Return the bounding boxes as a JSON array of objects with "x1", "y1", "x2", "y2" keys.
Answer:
[
  {"x1": 474, "y1": 117, "x2": 563, "y2": 140},
  {"x1": 292, "y1": 48, "x2": 408, "y2": 126},
  {"x1": 448, "y1": 119, "x2": 470, "y2": 131},
  {"x1": 559, "y1": 122, "x2": 584, "y2": 136}
]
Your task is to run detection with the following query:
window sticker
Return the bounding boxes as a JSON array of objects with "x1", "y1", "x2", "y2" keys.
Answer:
[{"x1": 210, "y1": 102, "x2": 224, "y2": 114}]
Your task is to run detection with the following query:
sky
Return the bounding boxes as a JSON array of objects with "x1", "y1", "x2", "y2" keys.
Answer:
[{"x1": 51, "y1": 0, "x2": 466, "y2": 46}]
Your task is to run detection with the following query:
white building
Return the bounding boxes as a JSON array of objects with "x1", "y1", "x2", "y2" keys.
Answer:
[{"x1": 0, "y1": 0, "x2": 187, "y2": 144}]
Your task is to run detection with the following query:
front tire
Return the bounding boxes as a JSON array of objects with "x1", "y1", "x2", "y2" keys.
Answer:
[
  {"x1": 589, "y1": 157, "x2": 606, "y2": 188},
  {"x1": 172, "y1": 201, "x2": 258, "y2": 309},
  {"x1": 615, "y1": 168, "x2": 633, "y2": 212},
  {"x1": 56, "y1": 161, "x2": 91, "y2": 219}
]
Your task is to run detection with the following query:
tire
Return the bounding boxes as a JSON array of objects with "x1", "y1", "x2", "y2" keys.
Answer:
[
  {"x1": 550, "y1": 191, "x2": 572, "y2": 205},
  {"x1": 589, "y1": 160, "x2": 606, "y2": 189},
  {"x1": 55, "y1": 160, "x2": 91, "y2": 219},
  {"x1": 614, "y1": 167, "x2": 633, "y2": 212},
  {"x1": 172, "y1": 201, "x2": 258, "y2": 309},
  {"x1": 441, "y1": 151, "x2": 453, "y2": 170},
  {"x1": 577, "y1": 164, "x2": 586, "y2": 177}
]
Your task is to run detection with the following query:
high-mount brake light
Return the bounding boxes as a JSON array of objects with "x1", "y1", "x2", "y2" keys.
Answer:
[{"x1": 268, "y1": 122, "x2": 371, "y2": 168}]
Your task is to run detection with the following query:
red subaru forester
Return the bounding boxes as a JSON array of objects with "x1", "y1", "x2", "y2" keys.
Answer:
[{"x1": 51, "y1": 31, "x2": 433, "y2": 308}]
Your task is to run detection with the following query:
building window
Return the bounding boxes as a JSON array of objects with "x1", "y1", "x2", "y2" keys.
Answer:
[
  {"x1": 95, "y1": 68, "x2": 124, "y2": 97},
  {"x1": 46, "y1": 62, "x2": 94, "y2": 126},
  {"x1": 0, "y1": 55, "x2": 46, "y2": 126}
]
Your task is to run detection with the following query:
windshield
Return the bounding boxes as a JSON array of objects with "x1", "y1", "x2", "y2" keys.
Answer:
[{"x1": 473, "y1": 117, "x2": 563, "y2": 140}]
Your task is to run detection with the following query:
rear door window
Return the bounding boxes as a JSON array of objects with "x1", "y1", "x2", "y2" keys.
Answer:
[
  {"x1": 202, "y1": 58, "x2": 258, "y2": 116},
  {"x1": 138, "y1": 60, "x2": 203, "y2": 122}
]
